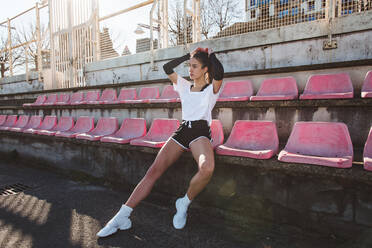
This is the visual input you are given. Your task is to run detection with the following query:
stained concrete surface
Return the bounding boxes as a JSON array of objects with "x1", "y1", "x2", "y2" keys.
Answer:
[{"x1": 0, "y1": 161, "x2": 364, "y2": 248}]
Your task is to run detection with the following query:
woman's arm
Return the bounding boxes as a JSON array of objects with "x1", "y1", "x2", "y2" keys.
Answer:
[
  {"x1": 209, "y1": 53, "x2": 224, "y2": 94},
  {"x1": 163, "y1": 53, "x2": 190, "y2": 84}
]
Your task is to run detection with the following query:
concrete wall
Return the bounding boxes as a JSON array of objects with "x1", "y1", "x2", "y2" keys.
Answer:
[{"x1": 0, "y1": 72, "x2": 43, "y2": 95}]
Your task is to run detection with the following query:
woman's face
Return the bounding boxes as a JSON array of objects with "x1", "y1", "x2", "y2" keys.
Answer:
[{"x1": 189, "y1": 57, "x2": 207, "y2": 80}]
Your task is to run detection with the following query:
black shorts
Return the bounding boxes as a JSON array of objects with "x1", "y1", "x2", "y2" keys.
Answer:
[{"x1": 171, "y1": 120, "x2": 212, "y2": 149}]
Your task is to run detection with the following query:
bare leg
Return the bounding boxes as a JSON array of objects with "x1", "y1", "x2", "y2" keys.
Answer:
[
  {"x1": 187, "y1": 138, "x2": 215, "y2": 200},
  {"x1": 125, "y1": 138, "x2": 184, "y2": 208}
]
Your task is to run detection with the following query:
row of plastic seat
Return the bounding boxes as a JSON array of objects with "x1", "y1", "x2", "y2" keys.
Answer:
[
  {"x1": 0, "y1": 114, "x2": 371, "y2": 171},
  {"x1": 22, "y1": 71, "x2": 372, "y2": 107}
]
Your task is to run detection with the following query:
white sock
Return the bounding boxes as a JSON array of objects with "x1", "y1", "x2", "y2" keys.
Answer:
[
  {"x1": 180, "y1": 194, "x2": 191, "y2": 209},
  {"x1": 109, "y1": 204, "x2": 132, "y2": 224}
]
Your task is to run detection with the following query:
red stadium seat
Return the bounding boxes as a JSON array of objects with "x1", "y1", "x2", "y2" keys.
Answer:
[
  {"x1": 116, "y1": 88, "x2": 137, "y2": 103},
  {"x1": 55, "y1": 93, "x2": 70, "y2": 105},
  {"x1": 0, "y1": 115, "x2": 6, "y2": 126},
  {"x1": 78, "y1": 90, "x2": 100, "y2": 104},
  {"x1": 211, "y1": 119, "x2": 224, "y2": 148},
  {"x1": 278, "y1": 122, "x2": 353, "y2": 168},
  {"x1": 217, "y1": 81, "x2": 253, "y2": 102},
  {"x1": 125, "y1": 87, "x2": 159, "y2": 103},
  {"x1": 37, "y1": 116, "x2": 74, "y2": 136},
  {"x1": 12, "y1": 115, "x2": 42, "y2": 132},
  {"x1": 5, "y1": 115, "x2": 29, "y2": 131},
  {"x1": 24, "y1": 116, "x2": 57, "y2": 134},
  {"x1": 43, "y1": 94, "x2": 58, "y2": 105},
  {"x1": 23, "y1": 95, "x2": 46, "y2": 107},
  {"x1": 250, "y1": 77, "x2": 298, "y2": 101},
  {"x1": 89, "y1": 89, "x2": 117, "y2": 104},
  {"x1": 300, "y1": 73, "x2": 353, "y2": 99},
  {"x1": 76, "y1": 117, "x2": 118, "y2": 141},
  {"x1": 0, "y1": 115, "x2": 18, "y2": 130},
  {"x1": 68, "y1": 92, "x2": 85, "y2": 105},
  {"x1": 55, "y1": 116, "x2": 94, "y2": 138},
  {"x1": 216, "y1": 120, "x2": 279, "y2": 159},
  {"x1": 361, "y1": 71, "x2": 372, "y2": 98},
  {"x1": 149, "y1": 85, "x2": 180, "y2": 103},
  {"x1": 363, "y1": 127, "x2": 372, "y2": 171},
  {"x1": 130, "y1": 118, "x2": 179, "y2": 148},
  {"x1": 101, "y1": 118, "x2": 147, "y2": 144}
]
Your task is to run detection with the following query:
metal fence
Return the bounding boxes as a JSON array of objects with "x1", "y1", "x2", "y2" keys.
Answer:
[{"x1": 0, "y1": 0, "x2": 371, "y2": 87}]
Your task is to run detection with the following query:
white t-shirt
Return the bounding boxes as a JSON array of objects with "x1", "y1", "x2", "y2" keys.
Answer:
[{"x1": 174, "y1": 76, "x2": 221, "y2": 125}]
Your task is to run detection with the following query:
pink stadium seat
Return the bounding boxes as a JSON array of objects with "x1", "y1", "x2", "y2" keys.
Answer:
[
  {"x1": 101, "y1": 118, "x2": 147, "y2": 144},
  {"x1": 125, "y1": 87, "x2": 159, "y2": 103},
  {"x1": 37, "y1": 116, "x2": 74, "y2": 136},
  {"x1": 5, "y1": 115, "x2": 29, "y2": 131},
  {"x1": 250, "y1": 77, "x2": 298, "y2": 101},
  {"x1": 0, "y1": 115, "x2": 17, "y2": 131},
  {"x1": 149, "y1": 85, "x2": 180, "y2": 103},
  {"x1": 89, "y1": 89, "x2": 117, "y2": 104},
  {"x1": 361, "y1": 71, "x2": 372, "y2": 98},
  {"x1": 77, "y1": 90, "x2": 100, "y2": 104},
  {"x1": 130, "y1": 118, "x2": 179, "y2": 148},
  {"x1": 116, "y1": 88, "x2": 137, "y2": 103},
  {"x1": 211, "y1": 119, "x2": 224, "y2": 148},
  {"x1": 0, "y1": 115, "x2": 6, "y2": 126},
  {"x1": 278, "y1": 122, "x2": 353, "y2": 168},
  {"x1": 43, "y1": 94, "x2": 58, "y2": 105},
  {"x1": 363, "y1": 127, "x2": 372, "y2": 171},
  {"x1": 55, "y1": 116, "x2": 94, "y2": 138},
  {"x1": 76, "y1": 117, "x2": 118, "y2": 141},
  {"x1": 217, "y1": 81, "x2": 253, "y2": 102},
  {"x1": 300, "y1": 73, "x2": 354, "y2": 99},
  {"x1": 25, "y1": 116, "x2": 57, "y2": 134},
  {"x1": 23, "y1": 95, "x2": 46, "y2": 107},
  {"x1": 13, "y1": 115, "x2": 42, "y2": 132},
  {"x1": 68, "y1": 92, "x2": 85, "y2": 105},
  {"x1": 216, "y1": 121, "x2": 279, "y2": 159},
  {"x1": 55, "y1": 93, "x2": 70, "y2": 105}
]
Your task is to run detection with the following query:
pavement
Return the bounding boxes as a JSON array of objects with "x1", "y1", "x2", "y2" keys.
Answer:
[{"x1": 0, "y1": 160, "x2": 358, "y2": 248}]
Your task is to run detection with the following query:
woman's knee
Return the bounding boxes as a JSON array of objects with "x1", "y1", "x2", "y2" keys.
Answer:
[
  {"x1": 144, "y1": 160, "x2": 166, "y2": 181},
  {"x1": 198, "y1": 159, "x2": 214, "y2": 178}
]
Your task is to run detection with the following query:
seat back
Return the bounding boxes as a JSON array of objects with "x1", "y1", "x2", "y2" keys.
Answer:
[
  {"x1": 364, "y1": 127, "x2": 372, "y2": 159},
  {"x1": 86, "y1": 90, "x2": 100, "y2": 102},
  {"x1": 57, "y1": 93, "x2": 70, "y2": 103},
  {"x1": 146, "y1": 119, "x2": 179, "y2": 141},
  {"x1": 218, "y1": 81, "x2": 253, "y2": 99},
  {"x1": 34, "y1": 95, "x2": 47, "y2": 105},
  {"x1": 39, "y1": 116, "x2": 57, "y2": 130},
  {"x1": 14, "y1": 115, "x2": 30, "y2": 128},
  {"x1": 211, "y1": 119, "x2": 224, "y2": 148},
  {"x1": 225, "y1": 120, "x2": 279, "y2": 151},
  {"x1": 256, "y1": 77, "x2": 298, "y2": 96},
  {"x1": 304, "y1": 73, "x2": 353, "y2": 94},
  {"x1": 118, "y1": 88, "x2": 137, "y2": 101},
  {"x1": 44, "y1": 94, "x2": 58, "y2": 104},
  {"x1": 25, "y1": 116, "x2": 43, "y2": 129},
  {"x1": 70, "y1": 92, "x2": 84, "y2": 103},
  {"x1": 55, "y1": 116, "x2": 74, "y2": 131},
  {"x1": 0, "y1": 115, "x2": 6, "y2": 126},
  {"x1": 159, "y1": 85, "x2": 179, "y2": 99},
  {"x1": 3, "y1": 115, "x2": 17, "y2": 127},
  {"x1": 285, "y1": 122, "x2": 353, "y2": 157},
  {"x1": 71, "y1": 116, "x2": 95, "y2": 133},
  {"x1": 362, "y1": 70, "x2": 372, "y2": 95},
  {"x1": 138, "y1": 87, "x2": 159, "y2": 100},
  {"x1": 100, "y1": 89, "x2": 117, "y2": 102},
  {"x1": 117, "y1": 118, "x2": 146, "y2": 138},
  {"x1": 92, "y1": 117, "x2": 118, "y2": 135}
]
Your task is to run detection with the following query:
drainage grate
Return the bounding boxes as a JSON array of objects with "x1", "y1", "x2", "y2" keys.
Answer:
[{"x1": 0, "y1": 183, "x2": 32, "y2": 196}]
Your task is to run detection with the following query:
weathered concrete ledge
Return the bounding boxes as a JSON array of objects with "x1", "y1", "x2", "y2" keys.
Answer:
[{"x1": 0, "y1": 131, "x2": 372, "y2": 242}]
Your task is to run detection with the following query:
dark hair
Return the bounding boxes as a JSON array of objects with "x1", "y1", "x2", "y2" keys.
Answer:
[{"x1": 192, "y1": 51, "x2": 213, "y2": 85}]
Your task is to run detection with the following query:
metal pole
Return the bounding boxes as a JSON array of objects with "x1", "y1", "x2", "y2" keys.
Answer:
[
  {"x1": 36, "y1": 2, "x2": 43, "y2": 82},
  {"x1": 7, "y1": 19, "x2": 13, "y2": 76},
  {"x1": 183, "y1": 0, "x2": 187, "y2": 46},
  {"x1": 48, "y1": 0, "x2": 56, "y2": 89},
  {"x1": 150, "y1": 0, "x2": 158, "y2": 71}
]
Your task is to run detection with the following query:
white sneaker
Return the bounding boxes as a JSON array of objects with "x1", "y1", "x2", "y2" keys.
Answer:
[
  {"x1": 97, "y1": 205, "x2": 132, "y2": 237},
  {"x1": 173, "y1": 198, "x2": 188, "y2": 229}
]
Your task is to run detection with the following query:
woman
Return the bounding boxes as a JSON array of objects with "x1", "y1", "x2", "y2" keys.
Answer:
[{"x1": 97, "y1": 47, "x2": 224, "y2": 237}]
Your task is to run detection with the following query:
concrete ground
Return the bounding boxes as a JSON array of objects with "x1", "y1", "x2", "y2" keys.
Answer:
[{"x1": 0, "y1": 160, "x2": 360, "y2": 248}]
